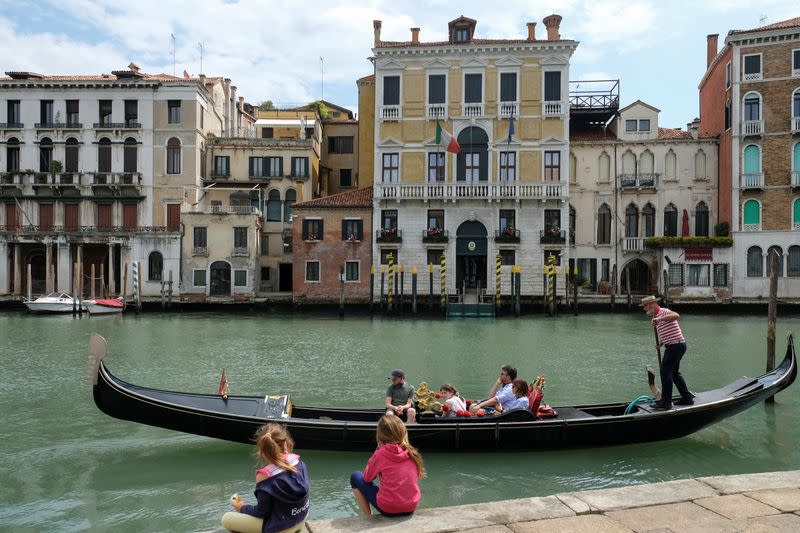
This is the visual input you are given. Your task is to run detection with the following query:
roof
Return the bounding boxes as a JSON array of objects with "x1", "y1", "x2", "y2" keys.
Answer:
[
  {"x1": 0, "y1": 71, "x2": 224, "y2": 84},
  {"x1": 376, "y1": 37, "x2": 576, "y2": 48},
  {"x1": 357, "y1": 74, "x2": 375, "y2": 83},
  {"x1": 570, "y1": 129, "x2": 617, "y2": 142},
  {"x1": 293, "y1": 187, "x2": 373, "y2": 209},
  {"x1": 657, "y1": 127, "x2": 692, "y2": 140},
  {"x1": 619, "y1": 99, "x2": 661, "y2": 114},
  {"x1": 728, "y1": 16, "x2": 800, "y2": 35}
]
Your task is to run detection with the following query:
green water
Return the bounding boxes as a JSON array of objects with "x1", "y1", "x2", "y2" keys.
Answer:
[{"x1": 0, "y1": 310, "x2": 798, "y2": 532}]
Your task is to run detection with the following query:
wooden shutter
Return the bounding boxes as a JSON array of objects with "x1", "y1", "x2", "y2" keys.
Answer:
[
  {"x1": 123, "y1": 204, "x2": 137, "y2": 229},
  {"x1": 97, "y1": 204, "x2": 113, "y2": 229},
  {"x1": 6, "y1": 203, "x2": 19, "y2": 230},
  {"x1": 383, "y1": 76, "x2": 400, "y2": 105},
  {"x1": 464, "y1": 74, "x2": 482, "y2": 103},
  {"x1": 39, "y1": 204, "x2": 54, "y2": 230},
  {"x1": 64, "y1": 204, "x2": 79, "y2": 230},
  {"x1": 428, "y1": 75, "x2": 445, "y2": 104},
  {"x1": 544, "y1": 71, "x2": 561, "y2": 101},
  {"x1": 167, "y1": 203, "x2": 180, "y2": 231}
]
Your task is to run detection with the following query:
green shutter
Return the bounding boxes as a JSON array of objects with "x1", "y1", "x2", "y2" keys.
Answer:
[
  {"x1": 794, "y1": 199, "x2": 800, "y2": 224},
  {"x1": 793, "y1": 143, "x2": 800, "y2": 171},
  {"x1": 743, "y1": 145, "x2": 760, "y2": 173},
  {"x1": 743, "y1": 200, "x2": 760, "y2": 225}
]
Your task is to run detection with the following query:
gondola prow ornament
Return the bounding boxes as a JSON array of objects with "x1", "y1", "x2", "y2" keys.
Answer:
[{"x1": 219, "y1": 368, "x2": 230, "y2": 401}]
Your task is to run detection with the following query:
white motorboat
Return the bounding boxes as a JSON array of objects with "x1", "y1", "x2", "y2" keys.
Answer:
[
  {"x1": 23, "y1": 292, "x2": 87, "y2": 314},
  {"x1": 84, "y1": 297, "x2": 125, "y2": 315}
]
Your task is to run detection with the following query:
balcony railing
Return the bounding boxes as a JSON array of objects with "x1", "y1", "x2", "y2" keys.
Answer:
[
  {"x1": 376, "y1": 181, "x2": 566, "y2": 201},
  {"x1": 498, "y1": 103, "x2": 517, "y2": 118},
  {"x1": 195, "y1": 205, "x2": 259, "y2": 215},
  {"x1": 792, "y1": 117, "x2": 800, "y2": 132},
  {"x1": 192, "y1": 246, "x2": 208, "y2": 256},
  {"x1": 93, "y1": 122, "x2": 141, "y2": 129},
  {"x1": 623, "y1": 237, "x2": 645, "y2": 252},
  {"x1": 231, "y1": 247, "x2": 249, "y2": 257},
  {"x1": 741, "y1": 172, "x2": 764, "y2": 189},
  {"x1": 34, "y1": 122, "x2": 83, "y2": 129},
  {"x1": 462, "y1": 103, "x2": 483, "y2": 117},
  {"x1": 376, "y1": 228, "x2": 402, "y2": 243},
  {"x1": 742, "y1": 71, "x2": 762, "y2": 81},
  {"x1": 791, "y1": 170, "x2": 800, "y2": 187},
  {"x1": 742, "y1": 120, "x2": 763, "y2": 135},
  {"x1": 0, "y1": 123, "x2": 23, "y2": 129},
  {"x1": 210, "y1": 172, "x2": 231, "y2": 179},
  {"x1": 379, "y1": 105, "x2": 401, "y2": 121},
  {"x1": 0, "y1": 225, "x2": 175, "y2": 236},
  {"x1": 620, "y1": 173, "x2": 658, "y2": 189},
  {"x1": 540, "y1": 228, "x2": 566, "y2": 244},
  {"x1": 426, "y1": 104, "x2": 447, "y2": 119},
  {"x1": 742, "y1": 223, "x2": 760, "y2": 232},
  {"x1": 421, "y1": 228, "x2": 449, "y2": 243},
  {"x1": 542, "y1": 101, "x2": 563, "y2": 116},
  {"x1": 494, "y1": 228, "x2": 520, "y2": 243},
  {"x1": 794, "y1": 68, "x2": 800, "y2": 77}
]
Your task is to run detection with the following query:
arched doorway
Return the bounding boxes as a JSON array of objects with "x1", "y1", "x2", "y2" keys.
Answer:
[
  {"x1": 456, "y1": 127, "x2": 488, "y2": 182},
  {"x1": 26, "y1": 250, "x2": 46, "y2": 296},
  {"x1": 456, "y1": 220, "x2": 488, "y2": 291},
  {"x1": 620, "y1": 259, "x2": 651, "y2": 294},
  {"x1": 209, "y1": 261, "x2": 231, "y2": 296}
]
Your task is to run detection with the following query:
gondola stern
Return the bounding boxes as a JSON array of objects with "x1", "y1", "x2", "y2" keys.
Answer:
[{"x1": 85, "y1": 333, "x2": 108, "y2": 386}]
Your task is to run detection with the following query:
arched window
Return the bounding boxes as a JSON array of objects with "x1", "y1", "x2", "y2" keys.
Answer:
[
  {"x1": 767, "y1": 246, "x2": 783, "y2": 277},
  {"x1": 621, "y1": 150, "x2": 635, "y2": 174},
  {"x1": 695, "y1": 201, "x2": 709, "y2": 237},
  {"x1": 793, "y1": 142, "x2": 800, "y2": 174},
  {"x1": 569, "y1": 204, "x2": 576, "y2": 244},
  {"x1": 569, "y1": 152, "x2": 577, "y2": 183},
  {"x1": 743, "y1": 199, "x2": 760, "y2": 231},
  {"x1": 793, "y1": 198, "x2": 800, "y2": 230},
  {"x1": 598, "y1": 152, "x2": 610, "y2": 182},
  {"x1": 792, "y1": 89, "x2": 800, "y2": 118},
  {"x1": 747, "y1": 246, "x2": 763, "y2": 277},
  {"x1": 640, "y1": 150, "x2": 654, "y2": 173},
  {"x1": 166, "y1": 137, "x2": 181, "y2": 174},
  {"x1": 283, "y1": 189, "x2": 296, "y2": 223},
  {"x1": 787, "y1": 245, "x2": 800, "y2": 277},
  {"x1": 625, "y1": 203, "x2": 639, "y2": 238},
  {"x1": 456, "y1": 126, "x2": 488, "y2": 182},
  {"x1": 642, "y1": 203, "x2": 656, "y2": 237},
  {"x1": 39, "y1": 137, "x2": 53, "y2": 172},
  {"x1": 743, "y1": 92, "x2": 761, "y2": 121},
  {"x1": 694, "y1": 150, "x2": 707, "y2": 180},
  {"x1": 664, "y1": 150, "x2": 676, "y2": 180},
  {"x1": 65, "y1": 138, "x2": 79, "y2": 173},
  {"x1": 6, "y1": 137, "x2": 20, "y2": 172},
  {"x1": 664, "y1": 203, "x2": 678, "y2": 237},
  {"x1": 743, "y1": 145, "x2": 761, "y2": 188},
  {"x1": 124, "y1": 137, "x2": 137, "y2": 173},
  {"x1": 266, "y1": 189, "x2": 281, "y2": 221},
  {"x1": 97, "y1": 137, "x2": 112, "y2": 173},
  {"x1": 148, "y1": 251, "x2": 163, "y2": 281},
  {"x1": 597, "y1": 203, "x2": 611, "y2": 244}
]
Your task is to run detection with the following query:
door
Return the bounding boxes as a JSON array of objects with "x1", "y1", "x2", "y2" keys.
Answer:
[
  {"x1": 97, "y1": 204, "x2": 113, "y2": 229},
  {"x1": 6, "y1": 203, "x2": 19, "y2": 230},
  {"x1": 166, "y1": 203, "x2": 180, "y2": 231},
  {"x1": 279, "y1": 263, "x2": 293, "y2": 292},
  {"x1": 64, "y1": 204, "x2": 79, "y2": 230},
  {"x1": 39, "y1": 204, "x2": 54, "y2": 231},
  {"x1": 455, "y1": 220, "x2": 488, "y2": 291},
  {"x1": 123, "y1": 204, "x2": 138, "y2": 229},
  {"x1": 460, "y1": 256, "x2": 487, "y2": 290},
  {"x1": 209, "y1": 261, "x2": 231, "y2": 296}
]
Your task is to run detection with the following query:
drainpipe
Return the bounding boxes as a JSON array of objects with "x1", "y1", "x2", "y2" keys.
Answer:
[{"x1": 613, "y1": 142, "x2": 619, "y2": 299}]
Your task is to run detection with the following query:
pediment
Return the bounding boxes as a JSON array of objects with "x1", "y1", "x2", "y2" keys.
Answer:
[
  {"x1": 460, "y1": 57, "x2": 487, "y2": 68},
  {"x1": 540, "y1": 55, "x2": 568, "y2": 65},
  {"x1": 424, "y1": 58, "x2": 452, "y2": 70},
  {"x1": 540, "y1": 137, "x2": 565, "y2": 145},
  {"x1": 378, "y1": 136, "x2": 403, "y2": 147},
  {"x1": 495, "y1": 56, "x2": 523, "y2": 67},
  {"x1": 378, "y1": 58, "x2": 405, "y2": 71}
]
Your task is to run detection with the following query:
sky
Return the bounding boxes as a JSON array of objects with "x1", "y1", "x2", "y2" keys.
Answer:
[{"x1": 0, "y1": 0, "x2": 797, "y2": 128}]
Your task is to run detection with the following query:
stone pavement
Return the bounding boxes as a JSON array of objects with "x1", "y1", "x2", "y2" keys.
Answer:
[{"x1": 302, "y1": 470, "x2": 800, "y2": 533}]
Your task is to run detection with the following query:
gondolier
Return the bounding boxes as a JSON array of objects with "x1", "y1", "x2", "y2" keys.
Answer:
[{"x1": 641, "y1": 295, "x2": 694, "y2": 410}]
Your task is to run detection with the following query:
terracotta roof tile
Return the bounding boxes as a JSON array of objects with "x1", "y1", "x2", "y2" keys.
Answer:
[
  {"x1": 376, "y1": 38, "x2": 575, "y2": 48},
  {"x1": 570, "y1": 129, "x2": 617, "y2": 142},
  {"x1": 0, "y1": 71, "x2": 223, "y2": 83},
  {"x1": 357, "y1": 74, "x2": 375, "y2": 82},
  {"x1": 729, "y1": 16, "x2": 800, "y2": 34},
  {"x1": 293, "y1": 187, "x2": 373, "y2": 209},
  {"x1": 657, "y1": 127, "x2": 692, "y2": 139}
]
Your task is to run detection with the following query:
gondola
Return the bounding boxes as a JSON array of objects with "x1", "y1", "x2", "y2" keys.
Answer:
[{"x1": 89, "y1": 333, "x2": 796, "y2": 452}]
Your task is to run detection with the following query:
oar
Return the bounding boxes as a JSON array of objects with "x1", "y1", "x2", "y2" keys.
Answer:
[{"x1": 646, "y1": 325, "x2": 662, "y2": 400}]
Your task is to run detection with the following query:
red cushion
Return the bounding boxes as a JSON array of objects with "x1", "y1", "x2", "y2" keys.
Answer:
[{"x1": 528, "y1": 389, "x2": 543, "y2": 414}]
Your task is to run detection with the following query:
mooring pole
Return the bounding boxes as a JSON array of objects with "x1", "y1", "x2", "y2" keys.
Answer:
[
  {"x1": 369, "y1": 265, "x2": 375, "y2": 314},
  {"x1": 515, "y1": 265, "x2": 521, "y2": 316},
  {"x1": 610, "y1": 264, "x2": 617, "y2": 310},
  {"x1": 399, "y1": 265, "x2": 405, "y2": 314},
  {"x1": 510, "y1": 262, "x2": 515, "y2": 313},
  {"x1": 495, "y1": 254, "x2": 501, "y2": 315},
  {"x1": 767, "y1": 248, "x2": 779, "y2": 403},
  {"x1": 542, "y1": 266, "x2": 547, "y2": 315},
  {"x1": 380, "y1": 265, "x2": 385, "y2": 311},
  {"x1": 339, "y1": 265, "x2": 345, "y2": 317},
  {"x1": 428, "y1": 263, "x2": 433, "y2": 311},
  {"x1": 573, "y1": 265, "x2": 579, "y2": 316},
  {"x1": 411, "y1": 266, "x2": 417, "y2": 315},
  {"x1": 387, "y1": 254, "x2": 394, "y2": 314},
  {"x1": 440, "y1": 253, "x2": 447, "y2": 316}
]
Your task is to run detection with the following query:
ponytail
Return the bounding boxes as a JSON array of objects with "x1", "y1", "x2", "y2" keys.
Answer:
[
  {"x1": 400, "y1": 436, "x2": 427, "y2": 479},
  {"x1": 253, "y1": 423, "x2": 297, "y2": 472}
]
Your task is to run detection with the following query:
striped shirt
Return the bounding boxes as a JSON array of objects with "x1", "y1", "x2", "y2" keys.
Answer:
[
  {"x1": 655, "y1": 307, "x2": 685, "y2": 345},
  {"x1": 256, "y1": 453, "x2": 300, "y2": 478}
]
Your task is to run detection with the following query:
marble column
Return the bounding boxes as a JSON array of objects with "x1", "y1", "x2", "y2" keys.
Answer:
[
  {"x1": 0, "y1": 242, "x2": 9, "y2": 294},
  {"x1": 57, "y1": 243, "x2": 72, "y2": 293},
  {"x1": 45, "y1": 243, "x2": 53, "y2": 293},
  {"x1": 13, "y1": 243, "x2": 22, "y2": 295},
  {"x1": 108, "y1": 243, "x2": 116, "y2": 296}
]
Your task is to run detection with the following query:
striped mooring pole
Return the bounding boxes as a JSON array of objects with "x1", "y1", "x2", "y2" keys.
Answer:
[
  {"x1": 495, "y1": 253, "x2": 501, "y2": 310},
  {"x1": 387, "y1": 253, "x2": 394, "y2": 313},
  {"x1": 440, "y1": 253, "x2": 447, "y2": 315}
]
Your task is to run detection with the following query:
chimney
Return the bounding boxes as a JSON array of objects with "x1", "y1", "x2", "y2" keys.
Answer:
[
  {"x1": 688, "y1": 117, "x2": 700, "y2": 139},
  {"x1": 543, "y1": 14, "x2": 562, "y2": 41},
  {"x1": 411, "y1": 27, "x2": 420, "y2": 44},
  {"x1": 526, "y1": 22, "x2": 537, "y2": 41},
  {"x1": 373, "y1": 20, "x2": 382, "y2": 46},
  {"x1": 706, "y1": 34, "x2": 719, "y2": 68}
]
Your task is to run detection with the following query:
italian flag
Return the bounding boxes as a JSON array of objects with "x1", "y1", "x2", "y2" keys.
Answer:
[{"x1": 435, "y1": 120, "x2": 460, "y2": 154}]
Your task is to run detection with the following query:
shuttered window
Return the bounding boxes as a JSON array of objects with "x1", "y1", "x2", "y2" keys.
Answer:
[
  {"x1": 428, "y1": 75, "x2": 445, "y2": 104},
  {"x1": 39, "y1": 203, "x2": 53, "y2": 230},
  {"x1": 464, "y1": 74, "x2": 482, "y2": 103},
  {"x1": 64, "y1": 204, "x2": 79, "y2": 230},
  {"x1": 97, "y1": 204, "x2": 113, "y2": 229},
  {"x1": 500, "y1": 72, "x2": 516, "y2": 102},
  {"x1": 544, "y1": 71, "x2": 561, "y2": 101},
  {"x1": 123, "y1": 204, "x2": 137, "y2": 229},
  {"x1": 383, "y1": 76, "x2": 400, "y2": 105}
]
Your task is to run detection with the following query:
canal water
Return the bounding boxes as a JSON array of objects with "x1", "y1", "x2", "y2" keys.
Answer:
[{"x1": 0, "y1": 310, "x2": 798, "y2": 532}]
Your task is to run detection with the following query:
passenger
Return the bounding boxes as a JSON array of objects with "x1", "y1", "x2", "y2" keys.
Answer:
[
  {"x1": 495, "y1": 379, "x2": 530, "y2": 413},
  {"x1": 469, "y1": 364, "x2": 517, "y2": 414},
  {"x1": 439, "y1": 384, "x2": 466, "y2": 417},
  {"x1": 222, "y1": 423, "x2": 310, "y2": 533},
  {"x1": 385, "y1": 369, "x2": 417, "y2": 424},
  {"x1": 350, "y1": 415, "x2": 425, "y2": 517}
]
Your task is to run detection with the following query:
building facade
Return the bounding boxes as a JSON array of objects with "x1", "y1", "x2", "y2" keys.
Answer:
[{"x1": 369, "y1": 15, "x2": 577, "y2": 299}]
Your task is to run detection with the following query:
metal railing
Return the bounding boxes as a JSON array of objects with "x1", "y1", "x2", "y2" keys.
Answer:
[
  {"x1": 792, "y1": 117, "x2": 800, "y2": 132},
  {"x1": 742, "y1": 223, "x2": 760, "y2": 232},
  {"x1": 0, "y1": 225, "x2": 175, "y2": 235},
  {"x1": 0, "y1": 123, "x2": 24, "y2": 128},
  {"x1": 190, "y1": 205, "x2": 259, "y2": 215},
  {"x1": 379, "y1": 105, "x2": 401, "y2": 121},
  {"x1": 542, "y1": 101, "x2": 563, "y2": 116},
  {"x1": 376, "y1": 228, "x2": 402, "y2": 242},
  {"x1": 742, "y1": 120, "x2": 763, "y2": 135},
  {"x1": 540, "y1": 228, "x2": 566, "y2": 244},
  {"x1": 92, "y1": 122, "x2": 141, "y2": 129},
  {"x1": 34, "y1": 122, "x2": 83, "y2": 129},
  {"x1": 620, "y1": 173, "x2": 658, "y2": 189},
  {"x1": 462, "y1": 103, "x2": 483, "y2": 117},
  {"x1": 743, "y1": 71, "x2": 762, "y2": 81},
  {"x1": 498, "y1": 103, "x2": 517, "y2": 118},
  {"x1": 495, "y1": 228, "x2": 521, "y2": 242},
  {"x1": 791, "y1": 170, "x2": 800, "y2": 187},
  {"x1": 741, "y1": 172, "x2": 764, "y2": 189},
  {"x1": 426, "y1": 104, "x2": 447, "y2": 119},
  {"x1": 421, "y1": 228, "x2": 449, "y2": 242},
  {"x1": 623, "y1": 237, "x2": 645, "y2": 252},
  {"x1": 376, "y1": 181, "x2": 565, "y2": 201}
]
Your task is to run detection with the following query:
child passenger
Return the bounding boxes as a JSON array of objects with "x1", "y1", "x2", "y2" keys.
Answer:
[
  {"x1": 439, "y1": 384, "x2": 466, "y2": 417},
  {"x1": 350, "y1": 415, "x2": 425, "y2": 516},
  {"x1": 222, "y1": 423, "x2": 310, "y2": 533},
  {"x1": 496, "y1": 379, "x2": 530, "y2": 413}
]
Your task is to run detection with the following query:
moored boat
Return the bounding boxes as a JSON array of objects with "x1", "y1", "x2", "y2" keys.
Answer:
[
  {"x1": 89, "y1": 333, "x2": 796, "y2": 452},
  {"x1": 24, "y1": 292, "x2": 86, "y2": 314},
  {"x1": 84, "y1": 297, "x2": 125, "y2": 315}
]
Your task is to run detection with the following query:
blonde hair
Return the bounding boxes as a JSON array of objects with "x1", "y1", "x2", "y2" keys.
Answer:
[
  {"x1": 253, "y1": 423, "x2": 296, "y2": 472},
  {"x1": 376, "y1": 415, "x2": 426, "y2": 478}
]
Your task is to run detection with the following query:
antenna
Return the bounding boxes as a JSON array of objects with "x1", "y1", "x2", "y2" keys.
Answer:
[
  {"x1": 171, "y1": 33, "x2": 176, "y2": 77},
  {"x1": 198, "y1": 42, "x2": 204, "y2": 75},
  {"x1": 759, "y1": 13, "x2": 768, "y2": 25},
  {"x1": 320, "y1": 57, "x2": 324, "y2": 101}
]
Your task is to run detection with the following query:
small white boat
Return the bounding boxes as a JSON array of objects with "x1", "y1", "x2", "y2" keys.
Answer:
[
  {"x1": 84, "y1": 297, "x2": 125, "y2": 315},
  {"x1": 24, "y1": 292, "x2": 86, "y2": 314}
]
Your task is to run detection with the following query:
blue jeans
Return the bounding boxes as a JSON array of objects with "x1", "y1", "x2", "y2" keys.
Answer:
[
  {"x1": 350, "y1": 471, "x2": 412, "y2": 517},
  {"x1": 661, "y1": 342, "x2": 691, "y2": 405}
]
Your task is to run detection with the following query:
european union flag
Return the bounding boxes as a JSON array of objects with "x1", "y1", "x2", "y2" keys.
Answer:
[{"x1": 507, "y1": 110, "x2": 515, "y2": 144}]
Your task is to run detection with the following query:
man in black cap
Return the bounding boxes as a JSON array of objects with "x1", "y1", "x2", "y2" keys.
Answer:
[{"x1": 385, "y1": 369, "x2": 416, "y2": 424}]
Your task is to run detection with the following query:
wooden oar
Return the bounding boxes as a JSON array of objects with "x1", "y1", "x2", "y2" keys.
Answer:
[{"x1": 647, "y1": 325, "x2": 663, "y2": 400}]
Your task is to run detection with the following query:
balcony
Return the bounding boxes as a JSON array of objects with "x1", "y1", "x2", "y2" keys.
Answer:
[
  {"x1": 375, "y1": 181, "x2": 566, "y2": 202},
  {"x1": 119, "y1": 172, "x2": 142, "y2": 185},
  {"x1": 742, "y1": 223, "x2": 760, "y2": 232},
  {"x1": 1, "y1": 224, "x2": 175, "y2": 236},
  {"x1": 498, "y1": 103, "x2": 517, "y2": 118},
  {"x1": 421, "y1": 228, "x2": 449, "y2": 243},
  {"x1": 495, "y1": 228, "x2": 520, "y2": 243},
  {"x1": 192, "y1": 246, "x2": 208, "y2": 257},
  {"x1": 791, "y1": 171, "x2": 800, "y2": 188},
  {"x1": 34, "y1": 122, "x2": 83, "y2": 129},
  {"x1": 792, "y1": 117, "x2": 800, "y2": 133},
  {"x1": 379, "y1": 105, "x2": 401, "y2": 121},
  {"x1": 426, "y1": 104, "x2": 447, "y2": 119},
  {"x1": 199, "y1": 205, "x2": 259, "y2": 215},
  {"x1": 620, "y1": 173, "x2": 658, "y2": 190},
  {"x1": 741, "y1": 172, "x2": 764, "y2": 189},
  {"x1": 742, "y1": 120, "x2": 763, "y2": 136},
  {"x1": 0, "y1": 172, "x2": 24, "y2": 186},
  {"x1": 210, "y1": 172, "x2": 231, "y2": 179},
  {"x1": 376, "y1": 228, "x2": 402, "y2": 243},
  {"x1": 623, "y1": 237, "x2": 645, "y2": 252},
  {"x1": 0, "y1": 123, "x2": 23, "y2": 129},
  {"x1": 93, "y1": 121, "x2": 141, "y2": 129},
  {"x1": 542, "y1": 101, "x2": 563, "y2": 116},
  {"x1": 742, "y1": 71, "x2": 762, "y2": 81},
  {"x1": 462, "y1": 103, "x2": 483, "y2": 117},
  {"x1": 540, "y1": 228, "x2": 566, "y2": 244},
  {"x1": 231, "y1": 247, "x2": 249, "y2": 257}
]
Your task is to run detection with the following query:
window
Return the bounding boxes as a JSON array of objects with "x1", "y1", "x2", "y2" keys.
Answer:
[
  {"x1": 642, "y1": 203, "x2": 655, "y2": 237},
  {"x1": 747, "y1": 246, "x2": 763, "y2": 277},
  {"x1": 305, "y1": 261, "x2": 320, "y2": 282},
  {"x1": 381, "y1": 209, "x2": 397, "y2": 229},
  {"x1": 6, "y1": 137, "x2": 20, "y2": 172},
  {"x1": 743, "y1": 54, "x2": 761, "y2": 79},
  {"x1": 544, "y1": 151, "x2": 560, "y2": 181},
  {"x1": 664, "y1": 150, "x2": 676, "y2": 180},
  {"x1": 428, "y1": 74, "x2": 446, "y2": 104},
  {"x1": 464, "y1": 152, "x2": 480, "y2": 181},
  {"x1": 66, "y1": 100, "x2": 79, "y2": 125},
  {"x1": 283, "y1": 189, "x2": 295, "y2": 223},
  {"x1": 39, "y1": 137, "x2": 53, "y2": 172},
  {"x1": 427, "y1": 249, "x2": 444, "y2": 265},
  {"x1": 500, "y1": 72, "x2": 517, "y2": 102},
  {"x1": 382, "y1": 153, "x2": 399, "y2": 182},
  {"x1": 65, "y1": 138, "x2": 79, "y2": 172},
  {"x1": 767, "y1": 246, "x2": 783, "y2": 277},
  {"x1": 597, "y1": 204, "x2": 611, "y2": 244},
  {"x1": 695, "y1": 201, "x2": 709, "y2": 237},
  {"x1": 664, "y1": 204, "x2": 678, "y2": 237},
  {"x1": 249, "y1": 156, "x2": 266, "y2": 177},
  {"x1": 7, "y1": 100, "x2": 20, "y2": 124},
  {"x1": 713, "y1": 264, "x2": 729, "y2": 287},
  {"x1": 148, "y1": 251, "x2": 163, "y2": 281},
  {"x1": 339, "y1": 169, "x2": 353, "y2": 187},
  {"x1": 233, "y1": 227, "x2": 248, "y2": 248},
  {"x1": 345, "y1": 261, "x2": 360, "y2": 281},
  {"x1": 499, "y1": 209, "x2": 515, "y2": 231},
  {"x1": 686, "y1": 264, "x2": 710, "y2": 286},
  {"x1": 454, "y1": 27, "x2": 470, "y2": 42},
  {"x1": 39, "y1": 203, "x2": 53, "y2": 230},
  {"x1": 193, "y1": 269, "x2": 206, "y2": 286},
  {"x1": 380, "y1": 249, "x2": 398, "y2": 265},
  {"x1": 302, "y1": 218, "x2": 323, "y2": 240},
  {"x1": 266, "y1": 190, "x2": 281, "y2": 221},
  {"x1": 601, "y1": 259, "x2": 610, "y2": 282},
  {"x1": 328, "y1": 136, "x2": 354, "y2": 154},
  {"x1": 625, "y1": 204, "x2": 639, "y2": 238},
  {"x1": 598, "y1": 152, "x2": 610, "y2": 182},
  {"x1": 464, "y1": 73, "x2": 482, "y2": 103},
  {"x1": 98, "y1": 100, "x2": 111, "y2": 125},
  {"x1": 342, "y1": 219, "x2": 363, "y2": 240},
  {"x1": 744, "y1": 94, "x2": 760, "y2": 121},
  {"x1": 168, "y1": 100, "x2": 181, "y2": 123},
  {"x1": 261, "y1": 127, "x2": 273, "y2": 139},
  {"x1": 124, "y1": 100, "x2": 138, "y2": 126},
  {"x1": 166, "y1": 137, "x2": 181, "y2": 174},
  {"x1": 383, "y1": 76, "x2": 400, "y2": 105},
  {"x1": 725, "y1": 61, "x2": 731, "y2": 88},
  {"x1": 625, "y1": 119, "x2": 636, "y2": 132},
  {"x1": 544, "y1": 71, "x2": 561, "y2": 101},
  {"x1": 96, "y1": 138, "x2": 111, "y2": 173},
  {"x1": 743, "y1": 199, "x2": 760, "y2": 229},
  {"x1": 668, "y1": 264, "x2": 684, "y2": 286},
  {"x1": 794, "y1": 198, "x2": 800, "y2": 228},
  {"x1": 40, "y1": 100, "x2": 53, "y2": 124},
  {"x1": 96, "y1": 203, "x2": 112, "y2": 229},
  {"x1": 260, "y1": 234, "x2": 269, "y2": 256},
  {"x1": 291, "y1": 157, "x2": 308, "y2": 178},
  {"x1": 793, "y1": 90, "x2": 800, "y2": 118},
  {"x1": 625, "y1": 119, "x2": 650, "y2": 132},
  {"x1": 743, "y1": 144, "x2": 761, "y2": 175},
  {"x1": 639, "y1": 119, "x2": 650, "y2": 131},
  {"x1": 268, "y1": 157, "x2": 283, "y2": 177},
  {"x1": 123, "y1": 138, "x2": 137, "y2": 173},
  {"x1": 232, "y1": 270, "x2": 246, "y2": 287},
  {"x1": 724, "y1": 101, "x2": 731, "y2": 130},
  {"x1": 427, "y1": 209, "x2": 444, "y2": 229},
  {"x1": 787, "y1": 246, "x2": 800, "y2": 277},
  {"x1": 193, "y1": 227, "x2": 207, "y2": 248},
  {"x1": 427, "y1": 152, "x2": 444, "y2": 182},
  {"x1": 544, "y1": 209, "x2": 561, "y2": 232},
  {"x1": 499, "y1": 151, "x2": 516, "y2": 180},
  {"x1": 569, "y1": 204, "x2": 576, "y2": 244},
  {"x1": 499, "y1": 249, "x2": 515, "y2": 266},
  {"x1": 794, "y1": 50, "x2": 800, "y2": 73},
  {"x1": 261, "y1": 267, "x2": 271, "y2": 281},
  {"x1": 214, "y1": 156, "x2": 230, "y2": 176}
]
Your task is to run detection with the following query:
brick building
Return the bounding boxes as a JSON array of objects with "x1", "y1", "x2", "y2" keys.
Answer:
[{"x1": 292, "y1": 186, "x2": 373, "y2": 303}]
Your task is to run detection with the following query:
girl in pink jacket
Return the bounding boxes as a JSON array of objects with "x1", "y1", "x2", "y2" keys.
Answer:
[{"x1": 350, "y1": 415, "x2": 426, "y2": 516}]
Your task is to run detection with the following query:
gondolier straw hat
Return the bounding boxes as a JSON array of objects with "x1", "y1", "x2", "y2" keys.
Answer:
[{"x1": 639, "y1": 295, "x2": 661, "y2": 306}]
